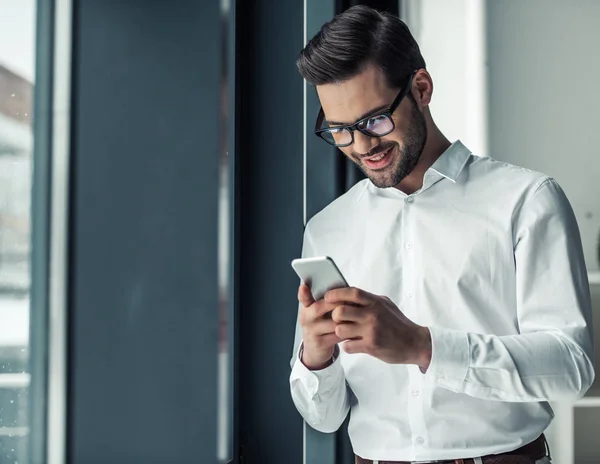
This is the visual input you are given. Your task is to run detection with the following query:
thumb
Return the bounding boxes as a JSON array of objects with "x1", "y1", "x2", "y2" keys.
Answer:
[{"x1": 298, "y1": 284, "x2": 315, "y2": 308}]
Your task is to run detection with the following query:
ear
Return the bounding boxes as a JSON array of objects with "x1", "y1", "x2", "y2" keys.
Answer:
[{"x1": 412, "y1": 69, "x2": 433, "y2": 107}]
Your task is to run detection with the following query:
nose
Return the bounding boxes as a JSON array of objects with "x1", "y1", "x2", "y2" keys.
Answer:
[{"x1": 352, "y1": 130, "x2": 378, "y2": 156}]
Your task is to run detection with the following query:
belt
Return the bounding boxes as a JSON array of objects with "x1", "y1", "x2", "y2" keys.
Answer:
[{"x1": 355, "y1": 434, "x2": 549, "y2": 464}]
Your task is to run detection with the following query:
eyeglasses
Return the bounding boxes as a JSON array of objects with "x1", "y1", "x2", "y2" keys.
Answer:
[{"x1": 314, "y1": 71, "x2": 417, "y2": 147}]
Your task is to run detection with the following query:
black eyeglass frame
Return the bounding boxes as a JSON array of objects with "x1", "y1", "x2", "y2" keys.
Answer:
[{"x1": 314, "y1": 70, "x2": 418, "y2": 147}]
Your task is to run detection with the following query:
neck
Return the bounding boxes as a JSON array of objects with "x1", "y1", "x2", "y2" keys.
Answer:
[{"x1": 396, "y1": 119, "x2": 451, "y2": 195}]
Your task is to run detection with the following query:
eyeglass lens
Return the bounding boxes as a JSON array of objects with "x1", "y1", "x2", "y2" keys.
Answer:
[{"x1": 321, "y1": 114, "x2": 394, "y2": 146}]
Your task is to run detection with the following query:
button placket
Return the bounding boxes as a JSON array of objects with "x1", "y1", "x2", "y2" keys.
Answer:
[
  {"x1": 403, "y1": 205, "x2": 431, "y2": 456},
  {"x1": 410, "y1": 370, "x2": 430, "y2": 460},
  {"x1": 406, "y1": 367, "x2": 421, "y2": 452},
  {"x1": 403, "y1": 199, "x2": 421, "y2": 448}
]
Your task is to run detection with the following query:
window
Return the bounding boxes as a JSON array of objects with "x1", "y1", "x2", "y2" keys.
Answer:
[{"x1": 0, "y1": 1, "x2": 37, "y2": 463}]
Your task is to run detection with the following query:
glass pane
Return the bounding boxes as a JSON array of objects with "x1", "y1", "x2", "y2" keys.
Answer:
[
  {"x1": 0, "y1": 1, "x2": 36, "y2": 463},
  {"x1": 218, "y1": 0, "x2": 233, "y2": 462}
]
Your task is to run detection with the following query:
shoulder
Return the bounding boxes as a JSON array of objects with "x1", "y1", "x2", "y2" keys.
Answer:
[
  {"x1": 305, "y1": 179, "x2": 369, "y2": 236},
  {"x1": 468, "y1": 155, "x2": 552, "y2": 200}
]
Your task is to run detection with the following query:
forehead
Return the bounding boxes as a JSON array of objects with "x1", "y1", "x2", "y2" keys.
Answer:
[{"x1": 316, "y1": 65, "x2": 396, "y2": 125}]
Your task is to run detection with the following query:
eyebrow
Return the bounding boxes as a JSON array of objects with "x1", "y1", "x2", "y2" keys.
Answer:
[{"x1": 325, "y1": 104, "x2": 389, "y2": 126}]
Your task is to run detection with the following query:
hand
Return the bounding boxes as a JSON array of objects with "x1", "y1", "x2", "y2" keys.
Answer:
[
  {"x1": 324, "y1": 287, "x2": 432, "y2": 370},
  {"x1": 297, "y1": 284, "x2": 342, "y2": 370}
]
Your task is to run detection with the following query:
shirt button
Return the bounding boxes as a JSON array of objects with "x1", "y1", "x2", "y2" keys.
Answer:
[
  {"x1": 407, "y1": 292, "x2": 413, "y2": 298},
  {"x1": 405, "y1": 197, "x2": 414, "y2": 204},
  {"x1": 416, "y1": 437, "x2": 425, "y2": 445},
  {"x1": 412, "y1": 389, "x2": 420, "y2": 396},
  {"x1": 405, "y1": 243, "x2": 413, "y2": 250}
]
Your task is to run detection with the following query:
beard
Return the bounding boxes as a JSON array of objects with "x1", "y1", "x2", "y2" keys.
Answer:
[{"x1": 354, "y1": 99, "x2": 427, "y2": 189}]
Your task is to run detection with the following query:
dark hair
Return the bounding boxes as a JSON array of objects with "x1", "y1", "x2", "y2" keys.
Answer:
[{"x1": 297, "y1": 5, "x2": 425, "y2": 89}]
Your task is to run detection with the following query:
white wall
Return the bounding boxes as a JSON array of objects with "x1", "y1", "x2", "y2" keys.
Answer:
[
  {"x1": 402, "y1": 0, "x2": 488, "y2": 157},
  {"x1": 0, "y1": 0, "x2": 36, "y2": 81}
]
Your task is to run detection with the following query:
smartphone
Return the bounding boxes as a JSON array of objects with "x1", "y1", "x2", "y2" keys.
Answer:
[{"x1": 291, "y1": 256, "x2": 349, "y2": 301}]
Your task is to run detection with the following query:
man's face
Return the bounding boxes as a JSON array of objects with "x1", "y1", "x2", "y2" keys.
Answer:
[{"x1": 316, "y1": 65, "x2": 427, "y2": 189}]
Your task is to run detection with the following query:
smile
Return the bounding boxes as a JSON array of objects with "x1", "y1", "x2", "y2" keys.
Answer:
[{"x1": 362, "y1": 147, "x2": 393, "y2": 170}]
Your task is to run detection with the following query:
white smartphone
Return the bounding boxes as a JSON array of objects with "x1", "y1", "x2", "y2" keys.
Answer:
[{"x1": 291, "y1": 256, "x2": 349, "y2": 301}]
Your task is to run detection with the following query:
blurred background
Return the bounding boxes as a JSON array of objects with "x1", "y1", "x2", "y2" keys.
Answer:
[{"x1": 0, "y1": 0, "x2": 598, "y2": 463}]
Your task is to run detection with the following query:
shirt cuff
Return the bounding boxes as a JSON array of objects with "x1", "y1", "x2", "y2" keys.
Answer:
[
  {"x1": 290, "y1": 343, "x2": 343, "y2": 400},
  {"x1": 424, "y1": 326, "x2": 470, "y2": 393}
]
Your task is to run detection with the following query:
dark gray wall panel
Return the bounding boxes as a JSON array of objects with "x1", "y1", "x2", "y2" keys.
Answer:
[
  {"x1": 236, "y1": 0, "x2": 305, "y2": 462},
  {"x1": 69, "y1": 1, "x2": 221, "y2": 463}
]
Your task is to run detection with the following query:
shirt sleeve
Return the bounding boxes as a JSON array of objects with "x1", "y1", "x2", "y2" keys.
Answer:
[
  {"x1": 290, "y1": 343, "x2": 350, "y2": 433},
  {"x1": 289, "y1": 223, "x2": 351, "y2": 432},
  {"x1": 424, "y1": 178, "x2": 595, "y2": 402}
]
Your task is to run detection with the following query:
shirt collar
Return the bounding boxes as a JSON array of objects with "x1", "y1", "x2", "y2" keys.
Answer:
[
  {"x1": 428, "y1": 140, "x2": 472, "y2": 183},
  {"x1": 362, "y1": 140, "x2": 472, "y2": 200}
]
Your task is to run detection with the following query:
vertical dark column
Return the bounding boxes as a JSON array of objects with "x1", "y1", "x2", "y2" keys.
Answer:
[
  {"x1": 235, "y1": 0, "x2": 305, "y2": 462},
  {"x1": 305, "y1": 0, "x2": 343, "y2": 220},
  {"x1": 69, "y1": 1, "x2": 222, "y2": 463},
  {"x1": 342, "y1": 0, "x2": 398, "y2": 14}
]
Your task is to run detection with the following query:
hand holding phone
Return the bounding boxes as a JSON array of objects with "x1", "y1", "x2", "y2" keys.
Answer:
[
  {"x1": 292, "y1": 256, "x2": 348, "y2": 369},
  {"x1": 292, "y1": 256, "x2": 433, "y2": 369}
]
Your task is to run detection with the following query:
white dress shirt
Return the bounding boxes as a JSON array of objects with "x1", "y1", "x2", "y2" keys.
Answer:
[{"x1": 289, "y1": 141, "x2": 595, "y2": 462}]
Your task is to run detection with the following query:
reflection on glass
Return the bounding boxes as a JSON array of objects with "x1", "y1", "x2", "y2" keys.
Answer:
[
  {"x1": 0, "y1": 1, "x2": 36, "y2": 463},
  {"x1": 218, "y1": 0, "x2": 232, "y2": 462}
]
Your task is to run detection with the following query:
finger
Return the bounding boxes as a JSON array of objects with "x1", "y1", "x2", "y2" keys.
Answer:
[
  {"x1": 325, "y1": 286, "x2": 375, "y2": 306},
  {"x1": 331, "y1": 304, "x2": 366, "y2": 323},
  {"x1": 335, "y1": 322, "x2": 362, "y2": 341},
  {"x1": 341, "y1": 339, "x2": 365, "y2": 354},
  {"x1": 313, "y1": 299, "x2": 338, "y2": 318},
  {"x1": 298, "y1": 284, "x2": 315, "y2": 308},
  {"x1": 319, "y1": 332, "x2": 343, "y2": 347},
  {"x1": 311, "y1": 318, "x2": 337, "y2": 336}
]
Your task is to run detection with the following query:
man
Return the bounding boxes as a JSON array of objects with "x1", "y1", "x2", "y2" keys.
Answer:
[{"x1": 289, "y1": 5, "x2": 595, "y2": 464}]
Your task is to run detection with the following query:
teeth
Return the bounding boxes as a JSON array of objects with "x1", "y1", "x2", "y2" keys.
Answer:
[{"x1": 369, "y1": 151, "x2": 387, "y2": 161}]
